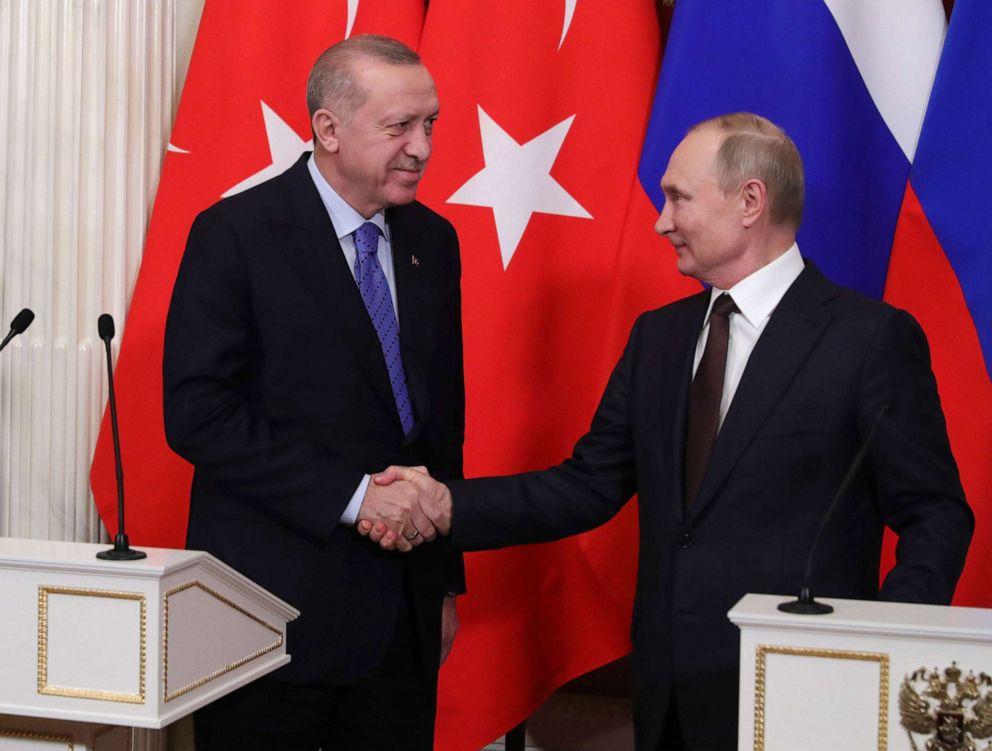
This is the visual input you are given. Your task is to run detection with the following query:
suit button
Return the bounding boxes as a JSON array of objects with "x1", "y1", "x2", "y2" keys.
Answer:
[{"x1": 679, "y1": 533, "x2": 693, "y2": 549}]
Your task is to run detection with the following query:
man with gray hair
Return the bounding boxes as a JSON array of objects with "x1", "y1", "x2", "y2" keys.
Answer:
[
  {"x1": 366, "y1": 112, "x2": 972, "y2": 749},
  {"x1": 164, "y1": 35, "x2": 464, "y2": 750}
]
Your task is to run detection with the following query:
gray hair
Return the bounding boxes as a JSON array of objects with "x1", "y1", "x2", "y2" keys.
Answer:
[
  {"x1": 306, "y1": 34, "x2": 421, "y2": 121},
  {"x1": 691, "y1": 112, "x2": 805, "y2": 229}
]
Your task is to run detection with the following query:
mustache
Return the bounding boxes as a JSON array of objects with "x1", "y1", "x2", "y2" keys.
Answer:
[{"x1": 392, "y1": 158, "x2": 424, "y2": 171}]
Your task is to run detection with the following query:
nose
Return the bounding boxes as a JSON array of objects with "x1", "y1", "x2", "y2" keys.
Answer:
[
  {"x1": 655, "y1": 201, "x2": 673, "y2": 236},
  {"x1": 405, "y1": 126, "x2": 432, "y2": 162}
]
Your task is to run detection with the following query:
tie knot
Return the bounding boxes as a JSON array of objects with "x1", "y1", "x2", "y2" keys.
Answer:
[
  {"x1": 354, "y1": 222, "x2": 381, "y2": 255},
  {"x1": 711, "y1": 293, "x2": 738, "y2": 319}
]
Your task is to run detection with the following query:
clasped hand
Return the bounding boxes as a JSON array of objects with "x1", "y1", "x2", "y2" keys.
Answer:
[{"x1": 355, "y1": 466, "x2": 452, "y2": 552}]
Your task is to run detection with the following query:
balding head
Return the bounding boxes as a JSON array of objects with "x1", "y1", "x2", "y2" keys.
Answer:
[
  {"x1": 690, "y1": 112, "x2": 804, "y2": 230},
  {"x1": 306, "y1": 34, "x2": 422, "y2": 123}
]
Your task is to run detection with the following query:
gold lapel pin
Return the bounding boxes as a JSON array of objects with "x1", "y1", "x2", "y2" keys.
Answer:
[{"x1": 411, "y1": 254, "x2": 420, "y2": 267}]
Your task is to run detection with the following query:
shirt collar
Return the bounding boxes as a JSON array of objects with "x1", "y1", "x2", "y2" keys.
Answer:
[
  {"x1": 709, "y1": 243, "x2": 804, "y2": 327},
  {"x1": 307, "y1": 153, "x2": 389, "y2": 241}
]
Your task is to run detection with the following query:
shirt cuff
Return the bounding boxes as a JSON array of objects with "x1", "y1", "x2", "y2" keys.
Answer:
[{"x1": 340, "y1": 474, "x2": 371, "y2": 526}]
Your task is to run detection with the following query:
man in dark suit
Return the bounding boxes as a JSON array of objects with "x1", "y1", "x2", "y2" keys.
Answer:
[
  {"x1": 163, "y1": 35, "x2": 464, "y2": 751},
  {"x1": 364, "y1": 113, "x2": 973, "y2": 750}
]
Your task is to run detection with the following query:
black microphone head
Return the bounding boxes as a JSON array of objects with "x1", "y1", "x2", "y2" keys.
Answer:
[
  {"x1": 98, "y1": 314, "x2": 115, "y2": 341},
  {"x1": 10, "y1": 308, "x2": 34, "y2": 334}
]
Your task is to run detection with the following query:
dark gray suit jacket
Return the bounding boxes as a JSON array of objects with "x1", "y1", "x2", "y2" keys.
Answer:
[
  {"x1": 449, "y1": 263, "x2": 972, "y2": 749},
  {"x1": 164, "y1": 153, "x2": 465, "y2": 685}
]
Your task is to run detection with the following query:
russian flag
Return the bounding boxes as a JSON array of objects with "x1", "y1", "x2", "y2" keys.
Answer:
[
  {"x1": 633, "y1": 0, "x2": 990, "y2": 605},
  {"x1": 639, "y1": 0, "x2": 945, "y2": 297},
  {"x1": 885, "y1": 0, "x2": 992, "y2": 607}
]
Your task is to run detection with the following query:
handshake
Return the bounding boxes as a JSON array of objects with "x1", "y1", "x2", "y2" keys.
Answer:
[{"x1": 355, "y1": 466, "x2": 453, "y2": 552}]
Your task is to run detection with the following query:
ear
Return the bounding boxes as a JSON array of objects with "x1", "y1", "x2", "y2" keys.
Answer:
[
  {"x1": 312, "y1": 108, "x2": 342, "y2": 153},
  {"x1": 740, "y1": 178, "x2": 767, "y2": 229}
]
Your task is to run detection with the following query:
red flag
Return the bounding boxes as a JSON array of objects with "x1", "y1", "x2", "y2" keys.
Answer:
[
  {"x1": 90, "y1": 1, "x2": 425, "y2": 548},
  {"x1": 415, "y1": 3, "x2": 667, "y2": 747},
  {"x1": 885, "y1": 186, "x2": 992, "y2": 606}
]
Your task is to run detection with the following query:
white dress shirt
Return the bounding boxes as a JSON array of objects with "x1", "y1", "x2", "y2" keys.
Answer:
[
  {"x1": 307, "y1": 154, "x2": 399, "y2": 525},
  {"x1": 307, "y1": 154, "x2": 399, "y2": 313},
  {"x1": 693, "y1": 243, "x2": 805, "y2": 429}
]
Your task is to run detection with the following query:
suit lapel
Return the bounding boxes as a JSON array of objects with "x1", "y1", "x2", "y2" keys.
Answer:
[
  {"x1": 689, "y1": 264, "x2": 839, "y2": 517},
  {"x1": 663, "y1": 292, "x2": 710, "y2": 525},
  {"x1": 274, "y1": 155, "x2": 399, "y2": 419},
  {"x1": 388, "y1": 204, "x2": 435, "y2": 440}
]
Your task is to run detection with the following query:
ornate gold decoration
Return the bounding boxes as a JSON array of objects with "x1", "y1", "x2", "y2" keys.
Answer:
[
  {"x1": 37, "y1": 585, "x2": 146, "y2": 704},
  {"x1": 0, "y1": 727, "x2": 74, "y2": 748},
  {"x1": 162, "y1": 580, "x2": 284, "y2": 702},
  {"x1": 753, "y1": 644, "x2": 889, "y2": 751},
  {"x1": 899, "y1": 662, "x2": 992, "y2": 750}
]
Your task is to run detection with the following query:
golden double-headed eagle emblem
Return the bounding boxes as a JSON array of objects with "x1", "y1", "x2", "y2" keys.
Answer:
[{"x1": 899, "y1": 663, "x2": 992, "y2": 750}]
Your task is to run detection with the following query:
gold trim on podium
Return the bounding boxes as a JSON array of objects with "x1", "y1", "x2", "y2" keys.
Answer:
[
  {"x1": 37, "y1": 585, "x2": 147, "y2": 704},
  {"x1": 753, "y1": 644, "x2": 890, "y2": 751},
  {"x1": 0, "y1": 727, "x2": 74, "y2": 748},
  {"x1": 162, "y1": 581, "x2": 284, "y2": 702}
]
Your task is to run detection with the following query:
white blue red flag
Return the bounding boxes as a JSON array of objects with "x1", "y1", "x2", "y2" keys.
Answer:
[
  {"x1": 641, "y1": 0, "x2": 943, "y2": 296},
  {"x1": 885, "y1": 0, "x2": 992, "y2": 606}
]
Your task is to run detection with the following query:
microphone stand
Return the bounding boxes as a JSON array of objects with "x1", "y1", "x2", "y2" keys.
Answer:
[
  {"x1": 96, "y1": 314, "x2": 146, "y2": 561},
  {"x1": 778, "y1": 405, "x2": 888, "y2": 615}
]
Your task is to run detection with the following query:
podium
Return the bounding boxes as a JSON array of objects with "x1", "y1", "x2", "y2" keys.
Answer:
[
  {"x1": 0, "y1": 537, "x2": 299, "y2": 750},
  {"x1": 730, "y1": 593, "x2": 992, "y2": 751}
]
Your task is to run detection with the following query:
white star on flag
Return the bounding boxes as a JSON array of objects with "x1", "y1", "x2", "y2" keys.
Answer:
[
  {"x1": 222, "y1": 101, "x2": 312, "y2": 198},
  {"x1": 448, "y1": 106, "x2": 592, "y2": 269}
]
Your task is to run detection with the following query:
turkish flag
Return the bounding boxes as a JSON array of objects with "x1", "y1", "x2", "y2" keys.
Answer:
[
  {"x1": 89, "y1": 0, "x2": 425, "y2": 548},
  {"x1": 414, "y1": 2, "x2": 676, "y2": 748}
]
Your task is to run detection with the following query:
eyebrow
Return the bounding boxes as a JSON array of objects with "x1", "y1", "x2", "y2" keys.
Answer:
[{"x1": 383, "y1": 108, "x2": 440, "y2": 123}]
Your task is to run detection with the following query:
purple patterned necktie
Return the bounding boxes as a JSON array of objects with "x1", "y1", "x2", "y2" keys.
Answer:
[{"x1": 353, "y1": 221, "x2": 414, "y2": 434}]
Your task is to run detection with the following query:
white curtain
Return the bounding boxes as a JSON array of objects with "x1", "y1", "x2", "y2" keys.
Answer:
[{"x1": 0, "y1": 1, "x2": 203, "y2": 747}]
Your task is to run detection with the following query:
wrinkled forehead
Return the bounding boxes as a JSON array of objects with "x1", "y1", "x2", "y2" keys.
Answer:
[{"x1": 354, "y1": 59, "x2": 434, "y2": 96}]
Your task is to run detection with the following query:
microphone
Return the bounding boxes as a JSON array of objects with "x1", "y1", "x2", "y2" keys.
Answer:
[
  {"x1": 778, "y1": 404, "x2": 889, "y2": 615},
  {"x1": 0, "y1": 308, "x2": 35, "y2": 353},
  {"x1": 96, "y1": 313, "x2": 146, "y2": 561}
]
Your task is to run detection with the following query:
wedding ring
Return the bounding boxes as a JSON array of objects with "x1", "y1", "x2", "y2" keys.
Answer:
[{"x1": 406, "y1": 529, "x2": 422, "y2": 542}]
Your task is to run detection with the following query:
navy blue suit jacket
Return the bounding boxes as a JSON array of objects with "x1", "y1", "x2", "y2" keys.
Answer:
[
  {"x1": 449, "y1": 263, "x2": 971, "y2": 749},
  {"x1": 164, "y1": 154, "x2": 465, "y2": 685}
]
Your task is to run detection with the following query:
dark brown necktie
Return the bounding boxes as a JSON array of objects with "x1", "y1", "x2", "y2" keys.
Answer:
[{"x1": 684, "y1": 293, "x2": 738, "y2": 506}]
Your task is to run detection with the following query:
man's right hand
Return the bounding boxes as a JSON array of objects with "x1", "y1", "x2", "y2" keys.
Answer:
[
  {"x1": 357, "y1": 466, "x2": 453, "y2": 551},
  {"x1": 355, "y1": 473, "x2": 438, "y2": 553}
]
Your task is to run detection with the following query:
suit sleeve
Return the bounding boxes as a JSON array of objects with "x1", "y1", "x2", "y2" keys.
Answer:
[
  {"x1": 163, "y1": 209, "x2": 363, "y2": 546},
  {"x1": 449, "y1": 316, "x2": 642, "y2": 551},
  {"x1": 864, "y1": 308, "x2": 973, "y2": 604}
]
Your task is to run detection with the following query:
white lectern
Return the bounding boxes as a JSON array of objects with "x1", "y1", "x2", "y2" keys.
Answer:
[
  {"x1": 0, "y1": 537, "x2": 299, "y2": 750},
  {"x1": 730, "y1": 593, "x2": 992, "y2": 751}
]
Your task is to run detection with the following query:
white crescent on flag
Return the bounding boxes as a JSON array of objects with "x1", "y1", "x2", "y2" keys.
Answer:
[
  {"x1": 346, "y1": 0, "x2": 360, "y2": 39},
  {"x1": 560, "y1": 0, "x2": 578, "y2": 50}
]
